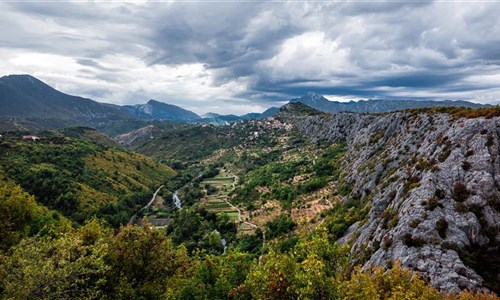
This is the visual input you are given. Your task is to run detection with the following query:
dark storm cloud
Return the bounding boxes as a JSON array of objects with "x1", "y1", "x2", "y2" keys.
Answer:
[
  {"x1": 144, "y1": 2, "x2": 305, "y2": 77},
  {"x1": 1, "y1": 1, "x2": 500, "y2": 114}
]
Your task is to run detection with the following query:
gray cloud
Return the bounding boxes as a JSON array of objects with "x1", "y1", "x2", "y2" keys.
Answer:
[{"x1": 1, "y1": 1, "x2": 500, "y2": 114}]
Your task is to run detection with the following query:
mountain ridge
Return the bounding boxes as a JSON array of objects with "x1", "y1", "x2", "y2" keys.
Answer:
[
  {"x1": 0, "y1": 74, "x2": 131, "y2": 121},
  {"x1": 0, "y1": 74, "x2": 493, "y2": 134},
  {"x1": 123, "y1": 99, "x2": 201, "y2": 122},
  {"x1": 290, "y1": 91, "x2": 488, "y2": 113}
]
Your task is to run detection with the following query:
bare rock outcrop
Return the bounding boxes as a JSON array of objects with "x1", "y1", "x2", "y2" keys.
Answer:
[{"x1": 282, "y1": 105, "x2": 500, "y2": 293}]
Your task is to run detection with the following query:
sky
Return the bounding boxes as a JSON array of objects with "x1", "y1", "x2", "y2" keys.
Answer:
[{"x1": 1, "y1": 1, "x2": 500, "y2": 115}]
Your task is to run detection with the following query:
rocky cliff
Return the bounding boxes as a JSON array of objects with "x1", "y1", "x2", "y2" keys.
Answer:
[{"x1": 278, "y1": 103, "x2": 500, "y2": 293}]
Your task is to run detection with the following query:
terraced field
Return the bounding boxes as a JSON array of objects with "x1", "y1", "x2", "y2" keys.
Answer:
[{"x1": 200, "y1": 171, "x2": 239, "y2": 221}]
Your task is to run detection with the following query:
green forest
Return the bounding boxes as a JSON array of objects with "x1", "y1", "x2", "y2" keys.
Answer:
[
  {"x1": 0, "y1": 177, "x2": 496, "y2": 299},
  {"x1": 0, "y1": 124, "x2": 498, "y2": 299}
]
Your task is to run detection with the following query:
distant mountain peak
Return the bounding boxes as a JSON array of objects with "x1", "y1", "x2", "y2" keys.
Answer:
[
  {"x1": 1, "y1": 74, "x2": 53, "y2": 90},
  {"x1": 304, "y1": 91, "x2": 325, "y2": 99},
  {"x1": 292, "y1": 92, "x2": 330, "y2": 104},
  {"x1": 204, "y1": 112, "x2": 222, "y2": 118},
  {"x1": 147, "y1": 99, "x2": 162, "y2": 105},
  {"x1": 125, "y1": 99, "x2": 201, "y2": 121}
]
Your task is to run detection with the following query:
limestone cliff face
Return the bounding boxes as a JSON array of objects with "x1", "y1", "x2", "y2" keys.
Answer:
[
  {"x1": 279, "y1": 104, "x2": 500, "y2": 292},
  {"x1": 115, "y1": 125, "x2": 162, "y2": 146}
]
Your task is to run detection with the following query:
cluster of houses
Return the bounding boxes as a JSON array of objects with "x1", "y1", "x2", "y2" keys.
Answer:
[
  {"x1": 22, "y1": 135, "x2": 40, "y2": 141},
  {"x1": 244, "y1": 117, "x2": 294, "y2": 141}
]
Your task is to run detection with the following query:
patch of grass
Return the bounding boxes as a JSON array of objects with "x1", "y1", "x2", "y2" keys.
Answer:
[{"x1": 370, "y1": 129, "x2": 385, "y2": 144}]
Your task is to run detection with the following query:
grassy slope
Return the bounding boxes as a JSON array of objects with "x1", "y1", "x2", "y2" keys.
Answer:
[{"x1": 0, "y1": 132, "x2": 175, "y2": 224}]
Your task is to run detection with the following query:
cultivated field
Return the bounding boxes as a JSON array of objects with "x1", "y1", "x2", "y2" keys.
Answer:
[{"x1": 200, "y1": 170, "x2": 239, "y2": 221}]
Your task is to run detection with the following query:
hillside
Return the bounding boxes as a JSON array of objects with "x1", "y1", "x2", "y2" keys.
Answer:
[
  {"x1": 2, "y1": 104, "x2": 499, "y2": 298},
  {"x1": 0, "y1": 75, "x2": 135, "y2": 129},
  {"x1": 274, "y1": 104, "x2": 500, "y2": 292},
  {"x1": 0, "y1": 131, "x2": 175, "y2": 225}
]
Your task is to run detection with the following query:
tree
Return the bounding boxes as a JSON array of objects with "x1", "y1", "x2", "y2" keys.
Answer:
[
  {"x1": 106, "y1": 225, "x2": 191, "y2": 299},
  {"x1": 244, "y1": 226, "x2": 349, "y2": 300},
  {"x1": 0, "y1": 219, "x2": 110, "y2": 299},
  {"x1": 0, "y1": 181, "x2": 36, "y2": 251},
  {"x1": 340, "y1": 261, "x2": 442, "y2": 300}
]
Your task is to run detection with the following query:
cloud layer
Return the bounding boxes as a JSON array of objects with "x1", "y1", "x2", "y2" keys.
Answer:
[{"x1": 1, "y1": 1, "x2": 500, "y2": 114}]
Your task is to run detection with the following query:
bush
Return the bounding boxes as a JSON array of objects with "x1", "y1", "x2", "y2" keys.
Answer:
[
  {"x1": 436, "y1": 218, "x2": 448, "y2": 238},
  {"x1": 434, "y1": 189, "x2": 445, "y2": 199},
  {"x1": 409, "y1": 219, "x2": 421, "y2": 228},
  {"x1": 402, "y1": 233, "x2": 426, "y2": 247},
  {"x1": 265, "y1": 214, "x2": 297, "y2": 239},
  {"x1": 381, "y1": 236, "x2": 393, "y2": 250},
  {"x1": 300, "y1": 177, "x2": 328, "y2": 193},
  {"x1": 486, "y1": 195, "x2": 500, "y2": 211},
  {"x1": 452, "y1": 182, "x2": 470, "y2": 202},
  {"x1": 462, "y1": 161, "x2": 471, "y2": 171},
  {"x1": 486, "y1": 135, "x2": 494, "y2": 147},
  {"x1": 438, "y1": 147, "x2": 452, "y2": 162},
  {"x1": 426, "y1": 197, "x2": 442, "y2": 211},
  {"x1": 454, "y1": 202, "x2": 468, "y2": 213}
]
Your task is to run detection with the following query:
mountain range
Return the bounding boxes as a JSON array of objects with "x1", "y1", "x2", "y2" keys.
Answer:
[
  {"x1": 0, "y1": 75, "x2": 279, "y2": 131},
  {"x1": 0, "y1": 74, "x2": 491, "y2": 134},
  {"x1": 291, "y1": 91, "x2": 486, "y2": 113}
]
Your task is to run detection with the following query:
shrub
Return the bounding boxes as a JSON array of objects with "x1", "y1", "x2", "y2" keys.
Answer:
[
  {"x1": 442, "y1": 241, "x2": 460, "y2": 252},
  {"x1": 462, "y1": 161, "x2": 472, "y2": 171},
  {"x1": 381, "y1": 236, "x2": 393, "y2": 250},
  {"x1": 338, "y1": 184, "x2": 352, "y2": 196},
  {"x1": 436, "y1": 218, "x2": 448, "y2": 238},
  {"x1": 409, "y1": 219, "x2": 421, "y2": 228},
  {"x1": 426, "y1": 197, "x2": 442, "y2": 211},
  {"x1": 468, "y1": 203, "x2": 482, "y2": 217},
  {"x1": 452, "y1": 182, "x2": 470, "y2": 202},
  {"x1": 402, "y1": 233, "x2": 426, "y2": 247},
  {"x1": 388, "y1": 214, "x2": 399, "y2": 229},
  {"x1": 265, "y1": 214, "x2": 297, "y2": 239},
  {"x1": 486, "y1": 135, "x2": 494, "y2": 147},
  {"x1": 486, "y1": 195, "x2": 500, "y2": 211},
  {"x1": 370, "y1": 129, "x2": 385, "y2": 144},
  {"x1": 434, "y1": 189, "x2": 445, "y2": 199},
  {"x1": 438, "y1": 142, "x2": 452, "y2": 162},
  {"x1": 454, "y1": 202, "x2": 468, "y2": 213}
]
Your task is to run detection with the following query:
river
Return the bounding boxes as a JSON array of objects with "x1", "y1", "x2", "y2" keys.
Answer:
[{"x1": 172, "y1": 190, "x2": 181, "y2": 209}]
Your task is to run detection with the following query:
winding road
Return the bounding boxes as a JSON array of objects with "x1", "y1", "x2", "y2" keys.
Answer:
[
  {"x1": 225, "y1": 176, "x2": 266, "y2": 248},
  {"x1": 128, "y1": 185, "x2": 164, "y2": 225}
]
